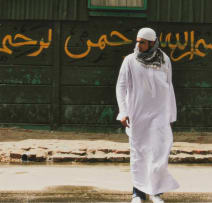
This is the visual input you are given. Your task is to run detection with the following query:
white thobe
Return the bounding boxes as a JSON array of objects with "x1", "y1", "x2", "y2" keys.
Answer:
[{"x1": 116, "y1": 52, "x2": 179, "y2": 195}]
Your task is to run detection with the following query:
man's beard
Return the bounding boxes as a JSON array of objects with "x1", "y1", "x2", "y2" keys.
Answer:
[{"x1": 134, "y1": 39, "x2": 164, "y2": 69}]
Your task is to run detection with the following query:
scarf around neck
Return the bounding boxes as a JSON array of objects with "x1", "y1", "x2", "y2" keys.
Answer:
[{"x1": 134, "y1": 38, "x2": 165, "y2": 69}]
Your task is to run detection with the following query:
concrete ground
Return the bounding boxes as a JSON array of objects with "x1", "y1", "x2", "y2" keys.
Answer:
[
  {"x1": 0, "y1": 163, "x2": 212, "y2": 202},
  {"x1": 0, "y1": 127, "x2": 212, "y2": 202}
]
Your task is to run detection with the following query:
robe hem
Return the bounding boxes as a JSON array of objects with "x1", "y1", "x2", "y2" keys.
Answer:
[{"x1": 133, "y1": 182, "x2": 180, "y2": 196}]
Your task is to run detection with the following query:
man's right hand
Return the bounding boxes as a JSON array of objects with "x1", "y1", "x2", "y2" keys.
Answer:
[{"x1": 121, "y1": 116, "x2": 130, "y2": 128}]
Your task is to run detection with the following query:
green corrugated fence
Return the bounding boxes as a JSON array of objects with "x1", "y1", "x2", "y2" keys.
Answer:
[{"x1": 0, "y1": 0, "x2": 88, "y2": 21}]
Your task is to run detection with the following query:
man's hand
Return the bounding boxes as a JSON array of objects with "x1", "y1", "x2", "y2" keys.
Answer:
[{"x1": 121, "y1": 116, "x2": 130, "y2": 128}]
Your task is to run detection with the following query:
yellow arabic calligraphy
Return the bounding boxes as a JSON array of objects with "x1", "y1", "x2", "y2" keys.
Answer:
[
  {"x1": 64, "y1": 31, "x2": 132, "y2": 59},
  {"x1": 160, "y1": 31, "x2": 212, "y2": 61},
  {"x1": 0, "y1": 29, "x2": 52, "y2": 56}
]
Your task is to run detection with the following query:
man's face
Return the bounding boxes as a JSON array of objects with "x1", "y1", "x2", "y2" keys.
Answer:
[{"x1": 136, "y1": 37, "x2": 154, "y2": 52}]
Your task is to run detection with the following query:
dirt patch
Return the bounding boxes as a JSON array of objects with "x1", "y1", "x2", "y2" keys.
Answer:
[
  {"x1": 0, "y1": 127, "x2": 128, "y2": 143},
  {"x1": 174, "y1": 132, "x2": 212, "y2": 144},
  {"x1": 0, "y1": 127, "x2": 212, "y2": 144}
]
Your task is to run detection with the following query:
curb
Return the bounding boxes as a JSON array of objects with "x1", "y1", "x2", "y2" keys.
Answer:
[
  {"x1": 1, "y1": 140, "x2": 212, "y2": 164},
  {"x1": 3, "y1": 150, "x2": 212, "y2": 164}
]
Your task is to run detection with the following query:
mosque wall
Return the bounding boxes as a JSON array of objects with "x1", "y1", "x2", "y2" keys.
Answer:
[{"x1": 0, "y1": 18, "x2": 211, "y2": 131}]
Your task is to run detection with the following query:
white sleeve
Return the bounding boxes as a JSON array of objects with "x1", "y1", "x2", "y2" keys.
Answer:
[
  {"x1": 116, "y1": 57, "x2": 129, "y2": 120},
  {"x1": 168, "y1": 58, "x2": 177, "y2": 123}
]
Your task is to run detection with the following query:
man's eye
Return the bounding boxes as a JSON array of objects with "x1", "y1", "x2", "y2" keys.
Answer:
[{"x1": 137, "y1": 41, "x2": 145, "y2": 44}]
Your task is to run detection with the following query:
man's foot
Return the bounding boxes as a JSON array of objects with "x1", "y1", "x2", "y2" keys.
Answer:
[
  {"x1": 131, "y1": 196, "x2": 144, "y2": 203},
  {"x1": 150, "y1": 195, "x2": 164, "y2": 203}
]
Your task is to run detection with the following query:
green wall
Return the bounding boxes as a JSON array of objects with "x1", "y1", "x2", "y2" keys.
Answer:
[{"x1": 0, "y1": 18, "x2": 212, "y2": 131}]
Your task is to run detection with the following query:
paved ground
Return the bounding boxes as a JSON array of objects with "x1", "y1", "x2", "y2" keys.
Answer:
[
  {"x1": 0, "y1": 128, "x2": 212, "y2": 164},
  {"x1": 0, "y1": 128, "x2": 212, "y2": 202},
  {"x1": 0, "y1": 163, "x2": 212, "y2": 202}
]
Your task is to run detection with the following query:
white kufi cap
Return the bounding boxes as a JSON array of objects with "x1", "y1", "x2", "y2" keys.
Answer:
[{"x1": 137, "y1": 27, "x2": 156, "y2": 41}]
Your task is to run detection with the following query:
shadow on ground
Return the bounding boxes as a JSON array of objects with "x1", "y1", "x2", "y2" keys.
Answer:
[{"x1": 0, "y1": 185, "x2": 212, "y2": 202}]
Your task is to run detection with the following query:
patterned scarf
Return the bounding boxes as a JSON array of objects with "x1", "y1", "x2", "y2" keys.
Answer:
[{"x1": 134, "y1": 38, "x2": 165, "y2": 69}]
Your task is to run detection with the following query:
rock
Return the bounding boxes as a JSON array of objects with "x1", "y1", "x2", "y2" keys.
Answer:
[
  {"x1": 87, "y1": 152, "x2": 106, "y2": 162},
  {"x1": 79, "y1": 148, "x2": 87, "y2": 151},
  {"x1": 20, "y1": 150, "x2": 47, "y2": 162},
  {"x1": 20, "y1": 147, "x2": 31, "y2": 151},
  {"x1": 71, "y1": 150, "x2": 87, "y2": 156},
  {"x1": 87, "y1": 149, "x2": 96, "y2": 154},
  {"x1": 192, "y1": 150, "x2": 212, "y2": 155},
  {"x1": 47, "y1": 150, "x2": 53, "y2": 155},
  {"x1": 10, "y1": 158, "x2": 22, "y2": 163},
  {"x1": 114, "y1": 149, "x2": 130, "y2": 155},
  {"x1": 170, "y1": 150, "x2": 179, "y2": 155},
  {"x1": 169, "y1": 154, "x2": 212, "y2": 163},
  {"x1": 56, "y1": 147, "x2": 72, "y2": 154},
  {"x1": 125, "y1": 156, "x2": 130, "y2": 162},
  {"x1": 38, "y1": 146, "x2": 48, "y2": 150},
  {"x1": 169, "y1": 155, "x2": 196, "y2": 163},
  {"x1": 52, "y1": 154, "x2": 79, "y2": 162},
  {"x1": 10, "y1": 150, "x2": 23, "y2": 159},
  {"x1": 0, "y1": 156, "x2": 10, "y2": 163},
  {"x1": 106, "y1": 153, "x2": 130, "y2": 162},
  {"x1": 74, "y1": 156, "x2": 88, "y2": 162},
  {"x1": 19, "y1": 152, "x2": 36, "y2": 161},
  {"x1": 194, "y1": 155, "x2": 212, "y2": 163},
  {"x1": 95, "y1": 151, "x2": 106, "y2": 156},
  {"x1": 36, "y1": 152, "x2": 47, "y2": 162},
  {"x1": 97, "y1": 148, "x2": 109, "y2": 153}
]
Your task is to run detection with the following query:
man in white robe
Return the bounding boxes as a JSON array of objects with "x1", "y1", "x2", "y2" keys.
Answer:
[{"x1": 116, "y1": 28, "x2": 179, "y2": 203}]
